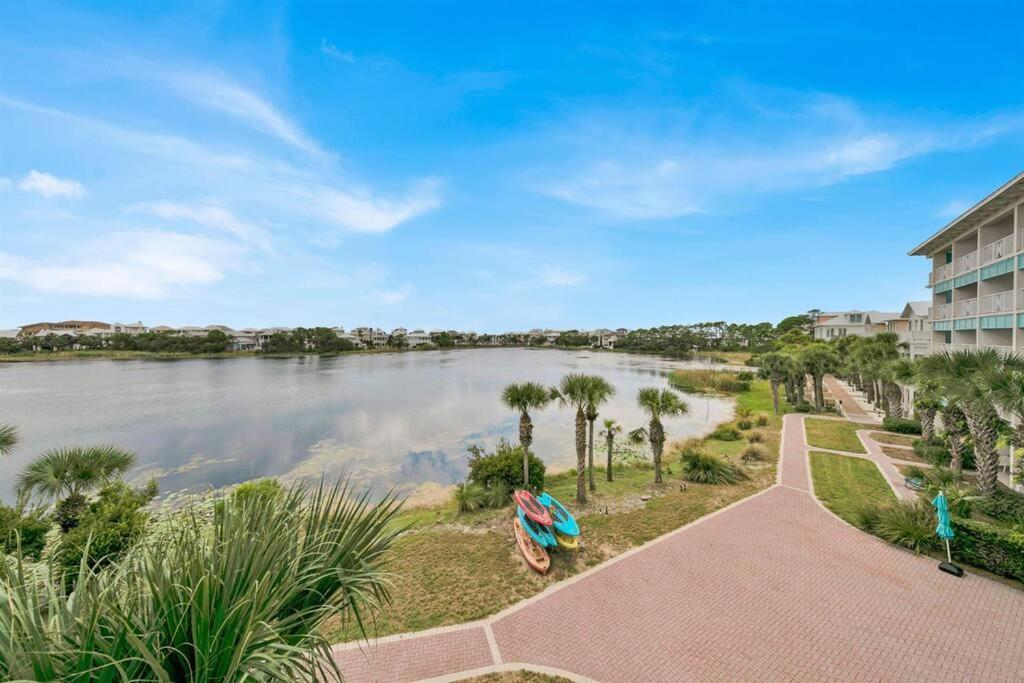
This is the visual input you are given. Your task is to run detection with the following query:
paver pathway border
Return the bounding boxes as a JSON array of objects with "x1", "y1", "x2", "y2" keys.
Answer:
[{"x1": 332, "y1": 413, "x2": 1024, "y2": 682}]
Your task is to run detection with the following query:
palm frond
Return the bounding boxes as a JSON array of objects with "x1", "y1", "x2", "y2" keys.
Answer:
[{"x1": 0, "y1": 423, "x2": 19, "y2": 457}]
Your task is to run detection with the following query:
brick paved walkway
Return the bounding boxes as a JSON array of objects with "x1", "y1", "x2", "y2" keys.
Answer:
[
  {"x1": 333, "y1": 414, "x2": 1024, "y2": 682},
  {"x1": 823, "y1": 375, "x2": 881, "y2": 424}
]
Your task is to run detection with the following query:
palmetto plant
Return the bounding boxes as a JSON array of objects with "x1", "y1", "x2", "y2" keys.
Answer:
[
  {"x1": 0, "y1": 423, "x2": 18, "y2": 457},
  {"x1": 0, "y1": 478, "x2": 403, "y2": 682},
  {"x1": 599, "y1": 418, "x2": 622, "y2": 482},
  {"x1": 979, "y1": 367, "x2": 1024, "y2": 452},
  {"x1": 757, "y1": 352, "x2": 791, "y2": 414},
  {"x1": 501, "y1": 382, "x2": 552, "y2": 487},
  {"x1": 16, "y1": 445, "x2": 136, "y2": 502},
  {"x1": 550, "y1": 373, "x2": 594, "y2": 504},
  {"x1": 629, "y1": 387, "x2": 688, "y2": 484},
  {"x1": 583, "y1": 376, "x2": 616, "y2": 493}
]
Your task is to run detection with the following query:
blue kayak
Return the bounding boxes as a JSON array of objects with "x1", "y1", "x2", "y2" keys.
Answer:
[
  {"x1": 537, "y1": 492, "x2": 579, "y2": 537},
  {"x1": 517, "y1": 506, "x2": 557, "y2": 548}
]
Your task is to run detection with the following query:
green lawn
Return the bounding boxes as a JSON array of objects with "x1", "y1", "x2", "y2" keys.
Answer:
[
  {"x1": 868, "y1": 431, "x2": 917, "y2": 448},
  {"x1": 804, "y1": 418, "x2": 867, "y2": 454},
  {"x1": 809, "y1": 451, "x2": 895, "y2": 526}
]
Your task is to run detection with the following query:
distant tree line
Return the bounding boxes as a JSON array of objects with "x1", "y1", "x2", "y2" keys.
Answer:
[
  {"x1": 0, "y1": 330, "x2": 235, "y2": 355},
  {"x1": 261, "y1": 328, "x2": 357, "y2": 354}
]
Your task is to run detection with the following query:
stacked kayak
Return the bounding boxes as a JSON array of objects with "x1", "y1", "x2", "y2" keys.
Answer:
[{"x1": 511, "y1": 490, "x2": 580, "y2": 573}]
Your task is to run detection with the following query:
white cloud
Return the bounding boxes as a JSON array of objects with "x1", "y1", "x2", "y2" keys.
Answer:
[
  {"x1": 321, "y1": 39, "x2": 355, "y2": 63},
  {"x1": 0, "y1": 231, "x2": 240, "y2": 299},
  {"x1": 17, "y1": 170, "x2": 85, "y2": 199},
  {"x1": 935, "y1": 199, "x2": 972, "y2": 220},
  {"x1": 128, "y1": 201, "x2": 273, "y2": 252},
  {"x1": 538, "y1": 265, "x2": 585, "y2": 287},
  {"x1": 0, "y1": 178, "x2": 11, "y2": 192},
  {"x1": 311, "y1": 179, "x2": 443, "y2": 233}
]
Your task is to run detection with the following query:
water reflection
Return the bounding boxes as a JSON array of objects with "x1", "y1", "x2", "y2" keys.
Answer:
[{"x1": 0, "y1": 349, "x2": 733, "y2": 501}]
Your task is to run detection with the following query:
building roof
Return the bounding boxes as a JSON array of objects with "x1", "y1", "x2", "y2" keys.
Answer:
[
  {"x1": 909, "y1": 171, "x2": 1024, "y2": 256},
  {"x1": 901, "y1": 301, "x2": 930, "y2": 318},
  {"x1": 814, "y1": 311, "x2": 900, "y2": 326}
]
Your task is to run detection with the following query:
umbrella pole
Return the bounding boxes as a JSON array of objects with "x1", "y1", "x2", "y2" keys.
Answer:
[{"x1": 944, "y1": 538, "x2": 952, "y2": 564}]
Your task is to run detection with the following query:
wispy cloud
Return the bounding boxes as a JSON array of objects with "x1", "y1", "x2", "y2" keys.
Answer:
[
  {"x1": 538, "y1": 265, "x2": 585, "y2": 287},
  {"x1": 311, "y1": 179, "x2": 443, "y2": 233},
  {"x1": 17, "y1": 170, "x2": 85, "y2": 199},
  {"x1": 0, "y1": 231, "x2": 241, "y2": 299},
  {"x1": 529, "y1": 92, "x2": 1024, "y2": 220},
  {"x1": 935, "y1": 198, "x2": 972, "y2": 220},
  {"x1": 321, "y1": 39, "x2": 354, "y2": 63},
  {"x1": 128, "y1": 201, "x2": 274, "y2": 252}
]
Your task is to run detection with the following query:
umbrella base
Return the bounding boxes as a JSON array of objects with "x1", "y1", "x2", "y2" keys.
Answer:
[{"x1": 938, "y1": 561, "x2": 964, "y2": 577}]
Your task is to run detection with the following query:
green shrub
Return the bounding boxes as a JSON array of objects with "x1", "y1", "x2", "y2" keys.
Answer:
[
  {"x1": 736, "y1": 371, "x2": 754, "y2": 381},
  {"x1": 467, "y1": 439, "x2": 545, "y2": 492},
  {"x1": 233, "y1": 478, "x2": 284, "y2": 506},
  {"x1": 54, "y1": 493, "x2": 87, "y2": 533},
  {"x1": 870, "y1": 500, "x2": 940, "y2": 553},
  {"x1": 902, "y1": 465, "x2": 927, "y2": 481},
  {"x1": 680, "y1": 449, "x2": 748, "y2": 484},
  {"x1": 925, "y1": 466, "x2": 960, "y2": 491},
  {"x1": 53, "y1": 481, "x2": 157, "y2": 585},
  {"x1": 709, "y1": 425, "x2": 742, "y2": 441},
  {"x1": 746, "y1": 431, "x2": 765, "y2": 444},
  {"x1": 453, "y1": 481, "x2": 488, "y2": 513},
  {"x1": 755, "y1": 414, "x2": 769, "y2": 427},
  {"x1": 0, "y1": 504, "x2": 51, "y2": 560},
  {"x1": 848, "y1": 499, "x2": 884, "y2": 531},
  {"x1": 668, "y1": 370, "x2": 750, "y2": 395},
  {"x1": 794, "y1": 402, "x2": 812, "y2": 413},
  {"x1": 950, "y1": 517, "x2": 1024, "y2": 581},
  {"x1": 485, "y1": 480, "x2": 511, "y2": 508},
  {"x1": 973, "y1": 488, "x2": 1024, "y2": 527},
  {"x1": 736, "y1": 419, "x2": 753, "y2": 430},
  {"x1": 740, "y1": 444, "x2": 767, "y2": 463},
  {"x1": 881, "y1": 417, "x2": 921, "y2": 435}
]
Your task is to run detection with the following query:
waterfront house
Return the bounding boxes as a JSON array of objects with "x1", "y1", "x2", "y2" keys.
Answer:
[
  {"x1": 910, "y1": 171, "x2": 1024, "y2": 354},
  {"x1": 812, "y1": 311, "x2": 900, "y2": 341},
  {"x1": 407, "y1": 330, "x2": 431, "y2": 347},
  {"x1": 17, "y1": 320, "x2": 110, "y2": 338}
]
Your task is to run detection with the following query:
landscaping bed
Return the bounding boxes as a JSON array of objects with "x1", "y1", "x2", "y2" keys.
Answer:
[
  {"x1": 880, "y1": 445, "x2": 927, "y2": 464},
  {"x1": 869, "y1": 431, "x2": 917, "y2": 448},
  {"x1": 804, "y1": 418, "x2": 867, "y2": 454}
]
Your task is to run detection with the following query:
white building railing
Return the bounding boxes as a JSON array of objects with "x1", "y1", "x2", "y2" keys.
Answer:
[
  {"x1": 929, "y1": 262, "x2": 954, "y2": 286},
  {"x1": 981, "y1": 291, "x2": 1014, "y2": 314},
  {"x1": 932, "y1": 303, "x2": 953, "y2": 320},
  {"x1": 957, "y1": 251, "x2": 978, "y2": 275},
  {"x1": 981, "y1": 235, "x2": 1014, "y2": 265},
  {"x1": 956, "y1": 297, "x2": 978, "y2": 317}
]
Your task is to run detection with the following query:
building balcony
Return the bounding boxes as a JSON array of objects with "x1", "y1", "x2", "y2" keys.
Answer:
[
  {"x1": 955, "y1": 297, "x2": 978, "y2": 317},
  {"x1": 956, "y1": 250, "x2": 979, "y2": 275},
  {"x1": 932, "y1": 303, "x2": 953, "y2": 320},
  {"x1": 980, "y1": 291, "x2": 1014, "y2": 314},
  {"x1": 928, "y1": 262, "x2": 954, "y2": 286},
  {"x1": 980, "y1": 234, "x2": 1013, "y2": 265}
]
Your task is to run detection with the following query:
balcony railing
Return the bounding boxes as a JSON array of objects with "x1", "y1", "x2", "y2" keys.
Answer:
[
  {"x1": 981, "y1": 291, "x2": 1014, "y2": 314},
  {"x1": 928, "y1": 262, "x2": 954, "y2": 286},
  {"x1": 956, "y1": 251, "x2": 978, "y2": 275},
  {"x1": 981, "y1": 235, "x2": 1013, "y2": 265},
  {"x1": 955, "y1": 297, "x2": 978, "y2": 317},
  {"x1": 932, "y1": 303, "x2": 953, "y2": 320}
]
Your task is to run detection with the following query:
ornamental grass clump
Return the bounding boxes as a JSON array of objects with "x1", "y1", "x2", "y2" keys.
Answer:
[
  {"x1": 740, "y1": 444, "x2": 768, "y2": 463},
  {"x1": 679, "y1": 447, "x2": 748, "y2": 485},
  {"x1": 0, "y1": 478, "x2": 404, "y2": 682},
  {"x1": 870, "y1": 499, "x2": 940, "y2": 553}
]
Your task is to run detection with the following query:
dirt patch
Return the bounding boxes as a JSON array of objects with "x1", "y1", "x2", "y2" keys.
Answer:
[{"x1": 881, "y1": 446, "x2": 926, "y2": 463}]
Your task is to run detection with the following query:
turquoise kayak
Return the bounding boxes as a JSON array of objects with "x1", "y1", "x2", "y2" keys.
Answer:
[
  {"x1": 537, "y1": 492, "x2": 579, "y2": 537},
  {"x1": 517, "y1": 506, "x2": 557, "y2": 548}
]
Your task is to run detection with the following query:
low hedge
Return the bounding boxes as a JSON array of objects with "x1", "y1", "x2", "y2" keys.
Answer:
[
  {"x1": 882, "y1": 417, "x2": 921, "y2": 435},
  {"x1": 950, "y1": 517, "x2": 1024, "y2": 582}
]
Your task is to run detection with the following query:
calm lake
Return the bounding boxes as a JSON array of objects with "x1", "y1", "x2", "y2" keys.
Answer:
[{"x1": 0, "y1": 349, "x2": 733, "y2": 503}]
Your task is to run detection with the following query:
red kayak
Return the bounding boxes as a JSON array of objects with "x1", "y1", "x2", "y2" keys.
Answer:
[
  {"x1": 513, "y1": 517, "x2": 550, "y2": 574},
  {"x1": 513, "y1": 489, "x2": 553, "y2": 527}
]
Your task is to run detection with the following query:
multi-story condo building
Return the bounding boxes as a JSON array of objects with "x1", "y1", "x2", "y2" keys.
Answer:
[
  {"x1": 911, "y1": 172, "x2": 1024, "y2": 354},
  {"x1": 812, "y1": 311, "x2": 899, "y2": 341}
]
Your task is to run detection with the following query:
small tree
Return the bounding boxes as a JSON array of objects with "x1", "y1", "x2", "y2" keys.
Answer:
[
  {"x1": 583, "y1": 376, "x2": 615, "y2": 492},
  {"x1": 599, "y1": 418, "x2": 622, "y2": 482},
  {"x1": 629, "y1": 387, "x2": 688, "y2": 484},
  {"x1": 757, "y1": 352, "x2": 791, "y2": 414},
  {"x1": 551, "y1": 374, "x2": 593, "y2": 503},
  {"x1": 798, "y1": 344, "x2": 839, "y2": 411},
  {"x1": 500, "y1": 382, "x2": 551, "y2": 487}
]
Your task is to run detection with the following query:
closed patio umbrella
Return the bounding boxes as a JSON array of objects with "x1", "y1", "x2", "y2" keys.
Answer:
[{"x1": 932, "y1": 491, "x2": 963, "y2": 577}]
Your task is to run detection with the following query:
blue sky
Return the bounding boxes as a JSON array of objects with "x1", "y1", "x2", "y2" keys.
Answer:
[{"x1": 1, "y1": 2, "x2": 1022, "y2": 331}]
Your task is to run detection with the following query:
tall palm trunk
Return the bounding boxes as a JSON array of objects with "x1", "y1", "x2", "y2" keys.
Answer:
[
  {"x1": 874, "y1": 380, "x2": 884, "y2": 409},
  {"x1": 587, "y1": 418, "x2": 596, "y2": 492},
  {"x1": 940, "y1": 404, "x2": 968, "y2": 474},
  {"x1": 813, "y1": 375, "x2": 824, "y2": 411},
  {"x1": 963, "y1": 404, "x2": 1000, "y2": 495},
  {"x1": 865, "y1": 380, "x2": 875, "y2": 405},
  {"x1": 575, "y1": 408, "x2": 587, "y2": 503},
  {"x1": 519, "y1": 411, "x2": 533, "y2": 487},
  {"x1": 885, "y1": 383, "x2": 903, "y2": 420},
  {"x1": 605, "y1": 433, "x2": 615, "y2": 482},
  {"x1": 650, "y1": 417, "x2": 665, "y2": 484},
  {"x1": 916, "y1": 402, "x2": 936, "y2": 441},
  {"x1": 770, "y1": 381, "x2": 780, "y2": 414},
  {"x1": 796, "y1": 378, "x2": 805, "y2": 404}
]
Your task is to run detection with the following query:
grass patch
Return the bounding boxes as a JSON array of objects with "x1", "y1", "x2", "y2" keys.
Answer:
[
  {"x1": 465, "y1": 672, "x2": 571, "y2": 683},
  {"x1": 324, "y1": 378, "x2": 784, "y2": 644},
  {"x1": 880, "y1": 446, "x2": 927, "y2": 464},
  {"x1": 809, "y1": 451, "x2": 896, "y2": 526},
  {"x1": 869, "y1": 431, "x2": 917, "y2": 448},
  {"x1": 668, "y1": 369, "x2": 751, "y2": 394},
  {"x1": 804, "y1": 418, "x2": 867, "y2": 454}
]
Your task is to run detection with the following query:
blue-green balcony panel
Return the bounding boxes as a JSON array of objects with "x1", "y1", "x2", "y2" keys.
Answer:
[
  {"x1": 953, "y1": 271, "x2": 979, "y2": 288},
  {"x1": 933, "y1": 320, "x2": 953, "y2": 332},
  {"x1": 953, "y1": 318, "x2": 977, "y2": 330},
  {"x1": 934, "y1": 279, "x2": 954, "y2": 294},
  {"x1": 1018, "y1": 313, "x2": 1024, "y2": 328},
  {"x1": 1018, "y1": 254, "x2": 1024, "y2": 270},
  {"x1": 980, "y1": 258, "x2": 1014, "y2": 280},
  {"x1": 980, "y1": 315, "x2": 1013, "y2": 329}
]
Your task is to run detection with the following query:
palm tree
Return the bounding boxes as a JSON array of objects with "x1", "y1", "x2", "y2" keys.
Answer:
[
  {"x1": 629, "y1": 387, "x2": 688, "y2": 484},
  {"x1": 919, "y1": 349, "x2": 1024, "y2": 495},
  {"x1": 907, "y1": 360, "x2": 942, "y2": 440},
  {"x1": 0, "y1": 423, "x2": 18, "y2": 457},
  {"x1": 884, "y1": 358, "x2": 917, "y2": 421},
  {"x1": 551, "y1": 373, "x2": 595, "y2": 503},
  {"x1": 599, "y1": 418, "x2": 622, "y2": 482},
  {"x1": 17, "y1": 445, "x2": 137, "y2": 502},
  {"x1": 798, "y1": 344, "x2": 839, "y2": 411},
  {"x1": 584, "y1": 376, "x2": 615, "y2": 492},
  {"x1": 501, "y1": 382, "x2": 552, "y2": 487},
  {"x1": 758, "y1": 352, "x2": 791, "y2": 414},
  {"x1": 980, "y1": 367, "x2": 1024, "y2": 452}
]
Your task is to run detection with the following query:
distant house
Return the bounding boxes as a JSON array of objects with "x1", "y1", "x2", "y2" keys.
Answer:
[
  {"x1": 885, "y1": 301, "x2": 931, "y2": 359},
  {"x1": 407, "y1": 330, "x2": 431, "y2": 347},
  {"x1": 112, "y1": 321, "x2": 147, "y2": 335},
  {"x1": 811, "y1": 311, "x2": 900, "y2": 341},
  {"x1": 18, "y1": 320, "x2": 109, "y2": 338}
]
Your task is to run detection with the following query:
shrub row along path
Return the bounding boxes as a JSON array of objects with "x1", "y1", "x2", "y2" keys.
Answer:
[{"x1": 332, "y1": 414, "x2": 1024, "y2": 682}]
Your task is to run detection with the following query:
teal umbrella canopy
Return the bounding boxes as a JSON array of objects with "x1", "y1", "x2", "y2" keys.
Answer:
[{"x1": 932, "y1": 491, "x2": 954, "y2": 540}]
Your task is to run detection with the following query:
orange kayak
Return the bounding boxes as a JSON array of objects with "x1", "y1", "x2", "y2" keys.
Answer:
[
  {"x1": 513, "y1": 489, "x2": 553, "y2": 527},
  {"x1": 513, "y1": 516, "x2": 550, "y2": 574}
]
